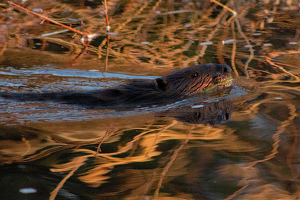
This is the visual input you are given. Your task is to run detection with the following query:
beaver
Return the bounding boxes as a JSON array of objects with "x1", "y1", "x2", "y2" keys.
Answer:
[
  {"x1": 159, "y1": 99, "x2": 232, "y2": 125},
  {"x1": 0, "y1": 63, "x2": 232, "y2": 108}
]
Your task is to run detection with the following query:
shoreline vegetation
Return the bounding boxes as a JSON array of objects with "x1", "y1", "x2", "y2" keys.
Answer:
[{"x1": 0, "y1": 0, "x2": 297, "y2": 76}]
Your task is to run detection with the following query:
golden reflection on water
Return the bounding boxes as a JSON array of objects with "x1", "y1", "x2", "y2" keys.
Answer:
[{"x1": 0, "y1": 0, "x2": 300, "y2": 199}]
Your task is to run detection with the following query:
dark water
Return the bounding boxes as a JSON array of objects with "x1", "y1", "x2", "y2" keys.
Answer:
[{"x1": 0, "y1": 0, "x2": 299, "y2": 200}]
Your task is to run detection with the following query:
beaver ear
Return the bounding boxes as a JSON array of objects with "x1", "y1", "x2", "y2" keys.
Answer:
[{"x1": 154, "y1": 78, "x2": 167, "y2": 91}]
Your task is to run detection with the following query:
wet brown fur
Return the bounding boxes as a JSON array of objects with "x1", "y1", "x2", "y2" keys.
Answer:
[{"x1": 0, "y1": 63, "x2": 232, "y2": 108}]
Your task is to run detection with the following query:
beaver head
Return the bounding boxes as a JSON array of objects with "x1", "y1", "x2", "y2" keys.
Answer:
[{"x1": 153, "y1": 63, "x2": 232, "y2": 97}]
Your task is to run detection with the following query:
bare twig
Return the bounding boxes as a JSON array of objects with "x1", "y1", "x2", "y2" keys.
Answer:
[
  {"x1": 234, "y1": 18, "x2": 253, "y2": 78},
  {"x1": 231, "y1": 21, "x2": 239, "y2": 77},
  {"x1": 153, "y1": 125, "x2": 192, "y2": 199},
  {"x1": 103, "y1": 0, "x2": 110, "y2": 70},
  {"x1": 94, "y1": 127, "x2": 118, "y2": 156},
  {"x1": 50, "y1": 157, "x2": 85, "y2": 200},
  {"x1": 211, "y1": 0, "x2": 237, "y2": 24},
  {"x1": 8, "y1": 1, "x2": 87, "y2": 37},
  {"x1": 0, "y1": 42, "x2": 7, "y2": 56},
  {"x1": 211, "y1": 0, "x2": 237, "y2": 16}
]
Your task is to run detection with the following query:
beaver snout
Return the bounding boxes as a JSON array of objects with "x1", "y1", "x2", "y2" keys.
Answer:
[
  {"x1": 210, "y1": 64, "x2": 233, "y2": 87},
  {"x1": 216, "y1": 64, "x2": 232, "y2": 74}
]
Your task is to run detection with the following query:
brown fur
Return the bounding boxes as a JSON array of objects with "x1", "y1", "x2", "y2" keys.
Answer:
[{"x1": 0, "y1": 63, "x2": 232, "y2": 108}]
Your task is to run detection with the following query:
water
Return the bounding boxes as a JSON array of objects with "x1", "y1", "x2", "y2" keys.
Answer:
[{"x1": 0, "y1": 1, "x2": 299, "y2": 200}]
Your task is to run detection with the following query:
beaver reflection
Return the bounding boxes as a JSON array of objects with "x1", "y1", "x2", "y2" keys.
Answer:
[
  {"x1": 159, "y1": 99, "x2": 232, "y2": 126},
  {"x1": 0, "y1": 64, "x2": 232, "y2": 108}
]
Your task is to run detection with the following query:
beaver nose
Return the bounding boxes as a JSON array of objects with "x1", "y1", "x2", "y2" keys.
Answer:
[{"x1": 217, "y1": 64, "x2": 232, "y2": 73}]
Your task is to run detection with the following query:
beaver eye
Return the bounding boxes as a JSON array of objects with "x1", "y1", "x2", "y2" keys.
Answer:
[{"x1": 191, "y1": 72, "x2": 199, "y2": 77}]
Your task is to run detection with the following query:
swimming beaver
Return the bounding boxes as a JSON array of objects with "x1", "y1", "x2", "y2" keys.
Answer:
[{"x1": 0, "y1": 63, "x2": 232, "y2": 108}]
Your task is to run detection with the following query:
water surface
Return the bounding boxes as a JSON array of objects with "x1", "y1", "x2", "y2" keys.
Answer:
[{"x1": 0, "y1": 1, "x2": 299, "y2": 200}]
